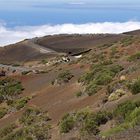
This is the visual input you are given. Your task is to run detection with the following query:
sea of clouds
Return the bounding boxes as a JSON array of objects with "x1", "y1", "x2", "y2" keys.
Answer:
[{"x1": 0, "y1": 21, "x2": 140, "y2": 46}]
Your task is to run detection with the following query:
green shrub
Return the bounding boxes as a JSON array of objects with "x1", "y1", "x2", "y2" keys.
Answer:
[
  {"x1": 102, "y1": 103, "x2": 140, "y2": 137},
  {"x1": 80, "y1": 111, "x2": 111, "y2": 136},
  {"x1": 12, "y1": 64, "x2": 20, "y2": 67},
  {"x1": 59, "y1": 108, "x2": 112, "y2": 136},
  {"x1": 110, "y1": 47, "x2": 118, "y2": 56},
  {"x1": 0, "y1": 107, "x2": 51, "y2": 140},
  {"x1": 41, "y1": 59, "x2": 48, "y2": 64},
  {"x1": 121, "y1": 36, "x2": 134, "y2": 47},
  {"x1": 57, "y1": 70, "x2": 73, "y2": 84},
  {"x1": 94, "y1": 111, "x2": 112, "y2": 126},
  {"x1": 76, "y1": 91, "x2": 83, "y2": 97},
  {"x1": 79, "y1": 63, "x2": 123, "y2": 96},
  {"x1": 59, "y1": 113, "x2": 75, "y2": 133},
  {"x1": 125, "y1": 107, "x2": 140, "y2": 124},
  {"x1": 128, "y1": 52, "x2": 140, "y2": 62},
  {"x1": 75, "y1": 108, "x2": 93, "y2": 122},
  {"x1": 86, "y1": 82, "x2": 99, "y2": 96},
  {"x1": 95, "y1": 71, "x2": 113, "y2": 85},
  {"x1": 81, "y1": 116, "x2": 99, "y2": 136},
  {"x1": 19, "y1": 107, "x2": 41, "y2": 125},
  {"x1": 128, "y1": 78, "x2": 140, "y2": 94},
  {"x1": 114, "y1": 101, "x2": 137, "y2": 119},
  {"x1": 0, "y1": 107, "x2": 7, "y2": 119},
  {"x1": 12, "y1": 97, "x2": 30, "y2": 110},
  {"x1": 24, "y1": 124, "x2": 51, "y2": 140},
  {"x1": 109, "y1": 65, "x2": 124, "y2": 74},
  {"x1": 0, "y1": 124, "x2": 17, "y2": 138},
  {"x1": 0, "y1": 78, "x2": 24, "y2": 102}
]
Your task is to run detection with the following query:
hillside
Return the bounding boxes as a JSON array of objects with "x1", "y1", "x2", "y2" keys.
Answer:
[
  {"x1": 0, "y1": 31, "x2": 140, "y2": 140},
  {"x1": 0, "y1": 34, "x2": 125, "y2": 64}
]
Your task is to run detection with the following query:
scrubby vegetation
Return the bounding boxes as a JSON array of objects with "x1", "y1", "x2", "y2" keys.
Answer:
[
  {"x1": 0, "y1": 107, "x2": 7, "y2": 119},
  {"x1": 59, "y1": 108, "x2": 112, "y2": 137},
  {"x1": 1, "y1": 34, "x2": 140, "y2": 140},
  {"x1": 0, "y1": 106, "x2": 51, "y2": 140},
  {"x1": 0, "y1": 78, "x2": 24, "y2": 102},
  {"x1": 102, "y1": 100, "x2": 140, "y2": 137},
  {"x1": 41, "y1": 59, "x2": 48, "y2": 64},
  {"x1": 79, "y1": 63, "x2": 123, "y2": 96},
  {"x1": 75, "y1": 91, "x2": 83, "y2": 97},
  {"x1": 11, "y1": 96, "x2": 30, "y2": 110},
  {"x1": 59, "y1": 100, "x2": 140, "y2": 138},
  {"x1": 120, "y1": 36, "x2": 134, "y2": 47},
  {"x1": 127, "y1": 78, "x2": 140, "y2": 94},
  {"x1": 52, "y1": 70, "x2": 73, "y2": 85},
  {"x1": 0, "y1": 78, "x2": 30, "y2": 118},
  {"x1": 128, "y1": 52, "x2": 140, "y2": 62}
]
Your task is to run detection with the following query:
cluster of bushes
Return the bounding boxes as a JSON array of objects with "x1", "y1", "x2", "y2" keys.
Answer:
[
  {"x1": 59, "y1": 100, "x2": 140, "y2": 138},
  {"x1": 75, "y1": 91, "x2": 83, "y2": 97},
  {"x1": 52, "y1": 70, "x2": 73, "y2": 85},
  {"x1": 0, "y1": 78, "x2": 24, "y2": 103},
  {"x1": 41, "y1": 59, "x2": 48, "y2": 64},
  {"x1": 0, "y1": 78, "x2": 30, "y2": 119},
  {"x1": 120, "y1": 36, "x2": 134, "y2": 47},
  {"x1": 0, "y1": 107, "x2": 7, "y2": 119},
  {"x1": 127, "y1": 78, "x2": 140, "y2": 95},
  {"x1": 79, "y1": 63, "x2": 123, "y2": 96},
  {"x1": 10, "y1": 97, "x2": 30, "y2": 110},
  {"x1": 59, "y1": 108, "x2": 112, "y2": 137},
  {"x1": 0, "y1": 106, "x2": 51, "y2": 140},
  {"x1": 102, "y1": 100, "x2": 140, "y2": 137},
  {"x1": 0, "y1": 123, "x2": 17, "y2": 138},
  {"x1": 110, "y1": 47, "x2": 118, "y2": 57}
]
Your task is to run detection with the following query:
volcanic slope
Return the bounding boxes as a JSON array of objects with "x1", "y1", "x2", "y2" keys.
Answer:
[
  {"x1": 0, "y1": 30, "x2": 140, "y2": 140},
  {"x1": 0, "y1": 34, "x2": 125, "y2": 64}
]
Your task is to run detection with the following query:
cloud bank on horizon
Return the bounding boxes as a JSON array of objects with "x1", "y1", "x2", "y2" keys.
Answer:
[{"x1": 0, "y1": 21, "x2": 140, "y2": 46}]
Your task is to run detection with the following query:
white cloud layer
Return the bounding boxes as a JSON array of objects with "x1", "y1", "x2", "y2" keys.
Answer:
[{"x1": 0, "y1": 21, "x2": 140, "y2": 46}]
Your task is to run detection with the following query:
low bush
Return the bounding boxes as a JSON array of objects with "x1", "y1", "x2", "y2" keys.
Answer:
[
  {"x1": 121, "y1": 36, "x2": 134, "y2": 47},
  {"x1": 79, "y1": 63, "x2": 123, "y2": 96},
  {"x1": 11, "y1": 97, "x2": 30, "y2": 110},
  {"x1": 0, "y1": 78, "x2": 24, "y2": 102},
  {"x1": 41, "y1": 59, "x2": 48, "y2": 64},
  {"x1": 95, "y1": 71, "x2": 113, "y2": 85},
  {"x1": 128, "y1": 52, "x2": 140, "y2": 62},
  {"x1": 76, "y1": 91, "x2": 83, "y2": 97},
  {"x1": 58, "y1": 70, "x2": 73, "y2": 82},
  {"x1": 114, "y1": 101, "x2": 137, "y2": 119},
  {"x1": 80, "y1": 116, "x2": 99, "y2": 136},
  {"x1": 0, "y1": 107, "x2": 7, "y2": 119},
  {"x1": 86, "y1": 83, "x2": 99, "y2": 96},
  {"x1": 102, "y1": 100, "x2": 140, "y2": 137},
  {"x1": 127, "y1": 78, "x2": 140, "y2": 95},
  {"x1": 103, "y1": 101, "x2": 140, "y2": 137},
  {"x1": 0, "y1": 123, "x2": 17, "y2": 138},
  {"x1": 19, "y1": 107, "x2": 41, "y2": 125},
  {"x1": 0, "y1": 106, "x2": 51, "y2": 140},
  {"x1": 59, "y1": 108, "x2": 112, "y2": 136},
  {"x1": 54, "y1": 70, "x2": 74, "y2": 85},
  {"x1": 59, "y1": 113, "x2": 75, "y2": 133}
]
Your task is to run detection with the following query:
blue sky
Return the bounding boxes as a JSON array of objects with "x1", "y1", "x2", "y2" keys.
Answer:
[
  {"x1": 0, "y1": 0, "x2": 140, "y2": 9},
  {"x1": 0, "y1": 0, "x2": 140, "y2": 46},
  {"x1": 0, "y1": 0, "x2": 140, "y2": 27}
]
